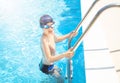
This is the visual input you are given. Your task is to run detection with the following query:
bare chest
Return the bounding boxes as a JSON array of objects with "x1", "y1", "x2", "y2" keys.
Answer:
[{"x1": 47, "y1": 35, "x2": 56, "y2": 52}]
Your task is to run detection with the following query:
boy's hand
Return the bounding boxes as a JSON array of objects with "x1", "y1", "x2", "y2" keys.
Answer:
[
  {"x1": 65, "y1": 48, "x2": 74, "y2": 58},
  {"x1": 69, "y1": 31, "x2": 78, "y2": 38}
]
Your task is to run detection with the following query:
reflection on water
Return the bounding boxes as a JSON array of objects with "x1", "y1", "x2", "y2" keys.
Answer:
[
  {"x1": 0, "y1": 0, "x2": 86, "y2": 83},
  {"x1": 0, "y1": 0, "x2": 69, "y2": 82}
]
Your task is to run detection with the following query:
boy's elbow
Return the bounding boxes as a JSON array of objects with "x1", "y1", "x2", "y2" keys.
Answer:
[
  {"x1": 47, "y1": 57, "x2": 54, "y2": 63},
  {"x1": 55, "y1": 38, "x2": 59, "y2": 42}
]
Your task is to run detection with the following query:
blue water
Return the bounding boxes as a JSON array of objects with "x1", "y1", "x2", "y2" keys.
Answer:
[{"x1": 0, "y1": 0, "x2": 86, "y2": 83}]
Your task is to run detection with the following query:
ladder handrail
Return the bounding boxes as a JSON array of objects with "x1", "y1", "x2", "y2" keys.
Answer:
[
  {"x1": 68, "y1": 0, "x2": 99, "y2": 48},
  {"x1": 74, "y1": 0, "x2": 100, "y2": 33},
  {"x1": 66, "y1": 3, "x2": 120, "y2": 83},
  {"x1": 72, "y1": 3, "x2": 120, "y2": 52},
  {"x1": 66, "y1": 0, "x2": 100, "y2": 83}
]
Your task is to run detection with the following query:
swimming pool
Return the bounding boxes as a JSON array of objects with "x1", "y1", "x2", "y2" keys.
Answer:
[{"x1": 0, "y1": 0, "x2": 86, "y2": 83}]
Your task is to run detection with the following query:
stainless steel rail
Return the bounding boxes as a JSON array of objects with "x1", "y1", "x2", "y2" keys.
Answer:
[
  {"x1": 68, "y1": 0, "x2": 99, "y2": 48},
  {"x1": 66, "y1": 3, "x2": 120, "y2": 83},
  {"x1": 72, "y1": 3, "x2": 120, "y2": 52},
  {"x1": 66, "y1": 0, "x2": 100, "y2": 83}
]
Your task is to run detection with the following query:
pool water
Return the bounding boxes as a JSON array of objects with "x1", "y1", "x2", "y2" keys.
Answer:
[{"x1": 0, "y1": 0, "x2": 86, "y2": 83}]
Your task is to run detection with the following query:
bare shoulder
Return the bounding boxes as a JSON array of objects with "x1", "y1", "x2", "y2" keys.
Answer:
[
  {"x1": 54, "y1": 33, "x2": 58, "y2": 42},
  {"x1": 41, "y1": 34, "x2": 48, "y2": 44}
]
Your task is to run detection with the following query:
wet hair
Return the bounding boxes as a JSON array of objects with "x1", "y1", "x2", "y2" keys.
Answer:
[{"x1": 40, "y1": 14, "x2": 54, "y2": 28}]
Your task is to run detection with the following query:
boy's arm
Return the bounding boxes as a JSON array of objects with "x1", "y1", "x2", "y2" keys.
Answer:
[
  {"x1": 55, "y1": 31, "x2": 77, "y2": 42},
  {"x1": 54, "y1": 33, "x2": 71, "y2": 42}
]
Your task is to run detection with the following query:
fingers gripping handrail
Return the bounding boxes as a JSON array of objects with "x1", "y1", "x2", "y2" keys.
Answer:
[
  {"x1": 72, "y1": 3, "x2": 120, "y2": 52},
  {"x1": 68, "y1": 0, "x2": 99, "y2": 48},
  {"x1": 66, "y1": 1, "x2": 100, "y2": 83},
  {"x1": 66, "y1": 3, "x2": 120, "y2": 83}
]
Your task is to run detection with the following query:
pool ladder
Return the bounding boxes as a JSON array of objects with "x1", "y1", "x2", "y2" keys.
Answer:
[{"x1": 65, "y1": 0, "x2": 120, "y2": 83}]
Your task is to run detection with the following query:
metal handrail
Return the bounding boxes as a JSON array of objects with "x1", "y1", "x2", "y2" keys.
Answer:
[
  {"x1": 72, "y1": 3, "x2": 120, "y2": 52},
  {"x1": 66, "y1": 2, "x2": 120, "y2": 83},
  {"x1": 66, "y1": 0, "x2": 100, "y2": 83},
  {"x1": 68, "y1": 0, "x2": 99, "y2": 48}
]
